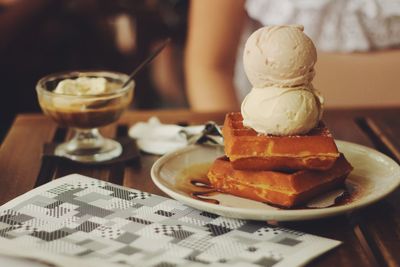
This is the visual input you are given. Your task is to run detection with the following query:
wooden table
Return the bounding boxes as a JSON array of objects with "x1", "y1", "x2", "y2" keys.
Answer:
[{"x1": 1, "y1": 108, "x2": 399, "y2": 267}]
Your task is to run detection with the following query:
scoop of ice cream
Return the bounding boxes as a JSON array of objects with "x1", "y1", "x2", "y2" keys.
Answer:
[
  {"x1": 243, "y1": 25, "x2": 317, "y2": 88},
  {"x1": 54, "y1": 77, "x2": 110, "y2": 95},
  {"x1": 241, "y1": 86, "x2": 322, "y2": 135},
  {"x1": 51, "y1": 77, "x2": 119, "y2": 109}
]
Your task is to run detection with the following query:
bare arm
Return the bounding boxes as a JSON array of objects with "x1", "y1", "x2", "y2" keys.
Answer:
[{"x1": 184, "y1": 0, "x2": 246, "y2": 111}]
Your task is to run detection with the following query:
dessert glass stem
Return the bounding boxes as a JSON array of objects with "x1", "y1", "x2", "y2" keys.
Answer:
[
  {"x1": 68, "y1": 128, "x2": 105, "y2": 151},
  {"x1": 55, "y1": 128, "x2": 122, "y2": 162}
]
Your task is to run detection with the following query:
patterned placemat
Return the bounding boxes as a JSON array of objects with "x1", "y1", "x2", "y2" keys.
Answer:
[{"x1": 0, "y1": 174, "x2": 340, "y2": 267}]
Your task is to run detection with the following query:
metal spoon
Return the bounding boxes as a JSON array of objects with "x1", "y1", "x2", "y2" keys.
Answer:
[
  {"x1": 87, "y1": 38, "x2": 171, "y2": 109},
  {"x1": 122, "y1": 37, "x2": 171, "y2": 88},
  {"x1": 184, "y1": 121, "x2": 224, "y2": 146}
]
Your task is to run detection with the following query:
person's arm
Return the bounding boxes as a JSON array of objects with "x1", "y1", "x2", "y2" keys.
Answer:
[{"x1": 184, "y1": 0, "x2": 245, "y2": 111}]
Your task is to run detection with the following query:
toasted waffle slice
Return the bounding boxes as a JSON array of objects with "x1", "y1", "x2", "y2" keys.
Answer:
[
  {"x1": 207, "y1": 154, "x2": 353, "y2": 208},
  {"x1": 223, "y1": 112, "x2": 340, "y2": 171}
]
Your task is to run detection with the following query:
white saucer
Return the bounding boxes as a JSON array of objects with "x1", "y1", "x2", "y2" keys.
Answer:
[{"x1": 151, "y1": 141, "x2": 400, "y2": 221}]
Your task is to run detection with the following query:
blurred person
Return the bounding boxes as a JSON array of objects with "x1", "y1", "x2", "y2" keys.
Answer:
[{"x1": 185, "y1": 0, "x2": 400, "y2": 111}]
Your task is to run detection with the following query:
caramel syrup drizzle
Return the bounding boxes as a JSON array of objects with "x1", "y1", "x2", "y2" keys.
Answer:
[
  {"x1": 189, "y1": 178, "x2": 219, "y2": 204},
  {"x1": 175, "y1": 164, "x2": 221, "y2": 205}
]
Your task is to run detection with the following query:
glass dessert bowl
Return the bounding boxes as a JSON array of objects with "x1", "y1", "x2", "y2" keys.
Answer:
[{"x1": 36, "y1": 71, "x2": 134, "y2": 163}]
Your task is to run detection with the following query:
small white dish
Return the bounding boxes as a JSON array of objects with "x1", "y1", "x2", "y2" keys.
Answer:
[
  {"x1": 129, "y1": 117, "x2": 205, "y2": 155},
  {"x1": 151, "y1": 140, "x2": 400, "y2": 221}
]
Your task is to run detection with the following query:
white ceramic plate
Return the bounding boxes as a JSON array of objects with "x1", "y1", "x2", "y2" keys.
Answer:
[{"x1": 151, "y1": 141, "x2": 400, "y2": 221}]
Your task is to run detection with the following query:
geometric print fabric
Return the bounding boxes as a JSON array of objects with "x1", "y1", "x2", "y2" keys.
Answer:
[{"x1": 0, "y1": 174, "x2": 340, "y2": 267}]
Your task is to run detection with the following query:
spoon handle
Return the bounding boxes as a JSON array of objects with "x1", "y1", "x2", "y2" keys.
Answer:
[{"x1": 122, "y1": 38, "x2": 171, "y2": 87}]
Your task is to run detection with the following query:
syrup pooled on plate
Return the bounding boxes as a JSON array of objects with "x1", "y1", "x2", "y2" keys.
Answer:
[
  {"x1": 176, "y1": 163, "x2": 361, "y2": 209},
  {"x1": 175, "y1": 163, "x2": 219, "y2": 204}
]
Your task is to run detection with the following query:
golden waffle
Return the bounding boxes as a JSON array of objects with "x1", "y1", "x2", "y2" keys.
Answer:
[
  {"x1": 223, "y1": 112, "x2": 340, "y2": 171},
  {"x1": 207, "y1": 154, "x2": 353, "y2": 208}
]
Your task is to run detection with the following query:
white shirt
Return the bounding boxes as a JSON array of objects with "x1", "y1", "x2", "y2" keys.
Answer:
[
  {"x1": 234, "y1": 0, "x2": 400, "y2": 101},
  {"x1": 245, "y1": 0, "x2": 400, "y2": 52}
]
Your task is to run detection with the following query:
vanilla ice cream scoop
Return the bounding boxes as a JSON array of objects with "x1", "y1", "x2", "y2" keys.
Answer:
[
  {"x1": 54, "y1": 77, "x2": 110, "y2": 95},
  {"x1": 241, "y1": 86, "x2": 322, "y2": 136},
  {"x1": 243, "y1": 25, "x2": 317, "y2": 88},
  {"x1": 51, "y1": 77, "x2": 123, "y2": 109}
]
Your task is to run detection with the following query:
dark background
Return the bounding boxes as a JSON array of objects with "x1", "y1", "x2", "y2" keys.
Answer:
[{"x1": 0, "y1": 0, "x2": 189, "y2": 141}]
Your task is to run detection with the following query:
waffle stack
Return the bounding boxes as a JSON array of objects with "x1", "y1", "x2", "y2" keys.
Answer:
[{"x1": 207, "y1": 113, "x2": 353, "y2": 208}]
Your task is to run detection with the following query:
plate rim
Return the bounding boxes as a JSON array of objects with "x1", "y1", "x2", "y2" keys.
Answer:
[{"x1": 150, "y1": 140, "x2": 400, "y2": 221}]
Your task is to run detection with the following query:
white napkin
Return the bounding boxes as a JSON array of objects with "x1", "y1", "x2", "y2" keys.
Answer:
[{"x1": 128, "y1": 117, "x2": 204, "y2": 155}]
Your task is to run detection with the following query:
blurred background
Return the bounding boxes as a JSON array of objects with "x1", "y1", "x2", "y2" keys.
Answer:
[
  {"x1": 1, "y1": 0, "x2": 399, "y2": 141},
  {"x1": 0, "y1": 0, "x2": 189, "y2": 140}
]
